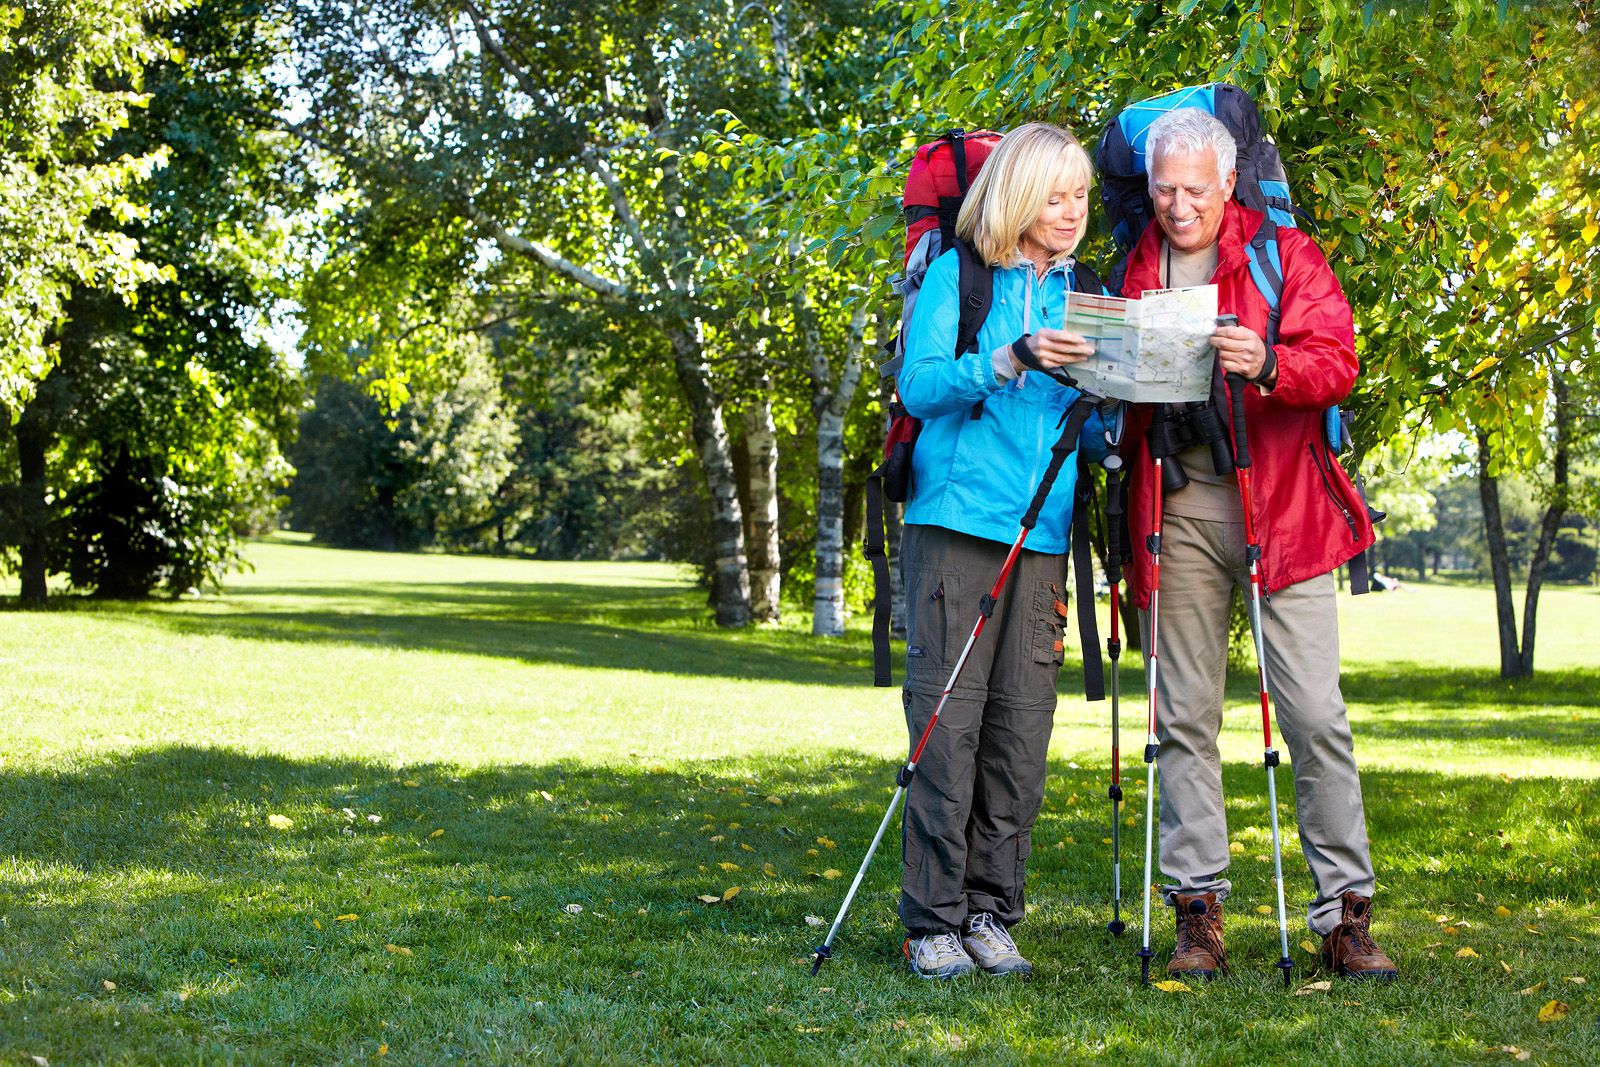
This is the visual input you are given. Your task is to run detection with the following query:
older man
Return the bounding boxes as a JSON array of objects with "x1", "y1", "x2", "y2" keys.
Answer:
[{"x1": 1119, "y1": 108, "x2": 1396, "y2": 981}]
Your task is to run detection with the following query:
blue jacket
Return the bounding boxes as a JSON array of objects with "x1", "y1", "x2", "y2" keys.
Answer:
[{"x1": 899, "y1": 249, "x2": 1107, "y2": 554}]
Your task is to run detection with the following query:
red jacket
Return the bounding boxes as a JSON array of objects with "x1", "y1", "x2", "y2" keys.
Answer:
[{"x1": 1120, "y1": 200, "x2": 1375, "y2": 609}]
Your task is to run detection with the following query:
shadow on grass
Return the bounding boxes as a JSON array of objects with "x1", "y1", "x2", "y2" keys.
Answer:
[
  {"x1": 106, "y1": 579, "x2": 877, "y2": 686},
  {"x1": 1, "y1": 745, "x2": 1596, "y2": 1063}
]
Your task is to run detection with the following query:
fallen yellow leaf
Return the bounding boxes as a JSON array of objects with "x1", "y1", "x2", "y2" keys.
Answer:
[
  {"x1": 1537, "y1": 999, "x2": 1569, "y2": 1023},
  {"x1": 313, "y1": 919, "x2": 322, "y2": 930},
  {"x1": 402, "y1": 780, "x2": 419, "y2": 788},
  {"x1": 765, "y1": 796, "x2": 783, "y2": 806},
  {"x1": 816, "y1": 837, "x2": 836, "y2": 849},
  {"x1": 1300, "y1": 939, "x2": 1318, "y2": 954},
  {"x1": 378, "y1": 1043, "x2": 389, "y2": 1056},
  {"x1": 335, "y1": 913, "x2": 359, "y2": 922},
  {"x1": 763, "y1": 863, "x2": 777, "y2": 877},
  {"x1": 1151, "y1": 979, "x2": 1191, "y2": 993},
  {"x1": 267, "y1": 814, "x2": 294, "y2": 831},
  {"x1": 822, "y1": 869, "x2": 842, "y2": 880},
  {"x1": 1229, "y1": 841, "x2": 1245, "y2": 855},
  {"x1": 1565, "y1": 976, "x2": 1587, "y2": 984},
  {"x1": 539, "y1": 790, "x2": 555, "y2": 802},
  {"x1": 1456, "y1": 947, "x2": 1480, "y2": 958},
  {"x1": 102, "y1": 979, "x2": 117, "y2": 992},
  {"x1": 428, "y1": 828, "x2": 445, "y2": 839},
  {"x1": 1495, "y1": 905, "x2": 1512, "y2": 917},
  {"x1": 728, "y1": 822, "x2": 742, "y2": 831},
  {"x1": 384, "y1": 944, "x2": 413, "y2": 957},
  {"x1": 804, "y1": 915, "x2": 825, "y2": 927},
  {"x1": 696, "y1": 894, "x2": 721, "y2": 904},
  {"x1": 1295, "y1": 980, "x2": 1333, "y2": 995},
  {"x1": 1501, "y1": 960, "x2": 1512, "y2": 974},
  {"x1": 741, "y1": 843, "x2": 755, "y2": 852},
  {"x1": 718, "y1": 862, "x2": 741, "y2": 872},
  {"x1": 1518, "y1": 982, "x2": 1545, "y2": 995},
  {"x1": 1256, "y1": 905, "x2": 1272, "y2": 916},
  {"x1": 722, "y1": 886, "x2": 741, "y2": 901},
  {"x1": 710, "y1": 835, "x2": 726, "y2": 843}
]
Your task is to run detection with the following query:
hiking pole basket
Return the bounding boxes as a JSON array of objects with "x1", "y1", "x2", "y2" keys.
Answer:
[{"x1": 811, "y1": 393, "x2": 1100, "y2": 976}]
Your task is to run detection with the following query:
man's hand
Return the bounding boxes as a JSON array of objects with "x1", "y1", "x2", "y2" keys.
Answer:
[
  {"x1": 1012, "y1": 328, "x2": 1094, "y2": 374},
  {"x1": 1211, "y1": 324, "x2": 1270, "y2": 381}
]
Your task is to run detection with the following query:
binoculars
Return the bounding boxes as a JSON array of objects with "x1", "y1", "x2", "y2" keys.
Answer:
[{"x1": 1148, "y1": 401, "x2": 1236, "y2": 493}]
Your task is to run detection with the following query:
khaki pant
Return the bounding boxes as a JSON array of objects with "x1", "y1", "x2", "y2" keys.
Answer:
[
  {"x1": 1139, "y1": 513, "x2": 1375, "y2": 936},
  {"x1": 898, "y1": 524, "x2": 1066, "y2": 935}
]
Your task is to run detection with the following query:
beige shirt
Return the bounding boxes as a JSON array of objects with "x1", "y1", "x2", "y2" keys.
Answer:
[{"x1": 1158, "y1": 242, "x2": 1241, "y2": 523}]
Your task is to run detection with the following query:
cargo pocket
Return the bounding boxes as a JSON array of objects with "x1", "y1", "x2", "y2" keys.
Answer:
[
  {"x1": 905, "y1": 570, "x2": 952, "y2": 692},
  {"x1": 1030, "y1": 579, "x2": 1067, "y2": 667}
]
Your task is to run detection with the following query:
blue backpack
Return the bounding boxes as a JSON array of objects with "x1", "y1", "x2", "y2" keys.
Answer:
[{"x1": 1094, "y1": 83, "x2": 1382, "y2": 593}]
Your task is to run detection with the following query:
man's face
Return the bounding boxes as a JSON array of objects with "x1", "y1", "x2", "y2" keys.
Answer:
[{"x1": 1150, "y1": 146, "x2": 1236, "y2": 254}]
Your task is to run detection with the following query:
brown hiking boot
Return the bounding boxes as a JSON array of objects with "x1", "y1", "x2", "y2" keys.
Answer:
[
  {"x1": 1168, "y1": 892, "x2": 1228, "y2": 979},
  {"x1": 1320, "y1": 892, "x2": 1399, "y2": 981}
]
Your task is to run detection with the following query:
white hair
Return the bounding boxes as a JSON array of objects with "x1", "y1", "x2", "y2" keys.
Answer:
[{"x1": 1146, "y1": 108, "x2": 1237, "y2": 187}]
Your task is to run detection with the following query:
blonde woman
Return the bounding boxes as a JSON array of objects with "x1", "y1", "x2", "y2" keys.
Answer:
[{"x1": 896, "y1": 122, "x2": 1112, "y2": 978}]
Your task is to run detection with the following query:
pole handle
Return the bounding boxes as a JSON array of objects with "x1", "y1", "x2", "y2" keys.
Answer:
[{"x1": 1216, "y1": 314, "x2": 1252, "y2": 471}]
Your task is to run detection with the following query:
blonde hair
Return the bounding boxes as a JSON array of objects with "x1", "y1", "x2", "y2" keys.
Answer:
[{"x1": 955, "y1": 123, "x2": 1094, "y2": 268}]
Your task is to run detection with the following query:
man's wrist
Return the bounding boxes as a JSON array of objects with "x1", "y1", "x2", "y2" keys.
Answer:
[{"x1": 1251, "y1": 345, "x2": 1279, "y2": 390}]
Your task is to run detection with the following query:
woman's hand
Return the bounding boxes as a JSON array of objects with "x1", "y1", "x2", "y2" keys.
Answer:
[{"x1": 1012, "y1": 328, "x2": 1094, "y2": 374}]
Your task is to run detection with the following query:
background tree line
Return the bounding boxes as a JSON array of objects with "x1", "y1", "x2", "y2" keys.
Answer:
[{"x1": 3, "y1": 0, "x2": 1596, "y2": 675}]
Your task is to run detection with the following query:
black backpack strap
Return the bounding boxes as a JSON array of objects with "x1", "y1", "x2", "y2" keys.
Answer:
[
  {"x1": 1072, "y1": 449, "x2": 1106, "y2": 702},
  {"x1": 864, "y1": 475, "x2": 893, "y2": 685},
  {"x1": 954, "y1": 240, "x2": 995, "y2": 420},
  {"x1": 1069, "y1": 258, "x2": 1104, "y2": 295}
]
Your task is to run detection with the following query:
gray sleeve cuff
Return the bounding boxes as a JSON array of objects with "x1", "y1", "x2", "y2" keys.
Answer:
[{"x1": 991, "y1": 346, "x2": 1020, "y2": 383}]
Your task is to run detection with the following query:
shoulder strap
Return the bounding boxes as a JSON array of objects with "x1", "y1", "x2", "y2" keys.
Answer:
[
  {"x1": 1069, "y1": 259, "x2": 1104, "y2": 295},
  {"x1": 955, "y1": 239, "x2": 995, "y2": 421},
  {"x1": 1242, "y1": 217, "x2": 1284, "y2": 346}
]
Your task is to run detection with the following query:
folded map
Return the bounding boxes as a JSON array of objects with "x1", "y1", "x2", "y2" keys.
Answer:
[{"x1": 1058, "y1": 284, "x2": 1219, "y2": 403}]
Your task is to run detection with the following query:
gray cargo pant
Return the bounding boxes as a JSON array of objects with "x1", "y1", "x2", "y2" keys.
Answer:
[
  {"x1": 899, "y1": 523, "x2": 1068, "y2": 935},
  {"x1": 1140, "y1": 513, "x2": 1376, "y2": 936}
]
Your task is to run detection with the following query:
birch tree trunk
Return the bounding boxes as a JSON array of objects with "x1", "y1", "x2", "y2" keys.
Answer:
[
  {"x1": 742, "y1": 385, "x2": 781, "y2": 623},
  {"x1": 811, "y1": 307, "x2": 867, "y2": 636},
  {"x1": 670, "y1": 326, "x2": 752, "y2": 628}
]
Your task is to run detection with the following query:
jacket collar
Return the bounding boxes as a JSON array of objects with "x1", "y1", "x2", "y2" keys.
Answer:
[{"x1": 1126, "y1": 199, "x2": 1264, "y2": 284}]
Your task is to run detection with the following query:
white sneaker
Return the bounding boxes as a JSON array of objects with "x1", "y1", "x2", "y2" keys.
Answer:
[
  {"x1": 904, "y1": 931, "x2": 976, "y2": 979},
  {"x1": 961, "y1": 912, "x2": 1033, "y2": 976}
]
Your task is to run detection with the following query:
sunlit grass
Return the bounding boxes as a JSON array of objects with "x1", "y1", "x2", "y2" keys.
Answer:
[{"x1": 0, "y1": 535, "x2": 1595, "y2": 1064}]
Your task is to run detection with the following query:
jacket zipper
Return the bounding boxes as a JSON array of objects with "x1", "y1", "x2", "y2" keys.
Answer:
[{"x1": 1308, "y1": 441, "x2": 1359, "y2": 543}]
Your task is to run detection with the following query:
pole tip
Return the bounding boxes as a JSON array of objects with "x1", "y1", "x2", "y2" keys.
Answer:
[
  {"x1": 809, "y1": 944, "x2": 831, "y2": 976},
  {"x1": 1277, "y1": 956, "x2": 1294, "y2": 988},
  {"x1": 1108, "y1": 919, "x2": 1126, "y2": 937},
  {"x1": 1137, "y1": 947, "x2": 1153, "y2": 987}
]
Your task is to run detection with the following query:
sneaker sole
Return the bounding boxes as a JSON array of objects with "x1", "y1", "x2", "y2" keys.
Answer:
[
  {"x1": 977, "y1": 958, "x2": 1033, "y2": 977},
  {"x1": 909, "y1": 963, "x2": 977, "y2": 980}
]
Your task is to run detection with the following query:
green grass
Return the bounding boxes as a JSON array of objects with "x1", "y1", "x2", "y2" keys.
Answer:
[{"x1": 1, "y1": 534, "x2": 1596, "y2": 1065}]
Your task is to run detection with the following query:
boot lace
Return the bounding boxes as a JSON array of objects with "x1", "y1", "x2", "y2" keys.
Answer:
[{"x1": 1177, "y1": 909, "x2": 1230, "y2": 975}]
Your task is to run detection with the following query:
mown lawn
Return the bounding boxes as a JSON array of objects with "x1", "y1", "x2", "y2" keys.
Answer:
[{"x1": 1, "y1": 535, "x2": 1595, "y2": 1065}]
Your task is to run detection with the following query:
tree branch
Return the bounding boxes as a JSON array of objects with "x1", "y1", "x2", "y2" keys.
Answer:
[
  {"x1": 460, "y1": 0, "x2": 547, "y2": 104},
  {"x1": 581, "y1": 144, "x2": 653, "y2": 259},
  {"x1": 464, "y1": 202, "x2": 633, "y2": 299}
]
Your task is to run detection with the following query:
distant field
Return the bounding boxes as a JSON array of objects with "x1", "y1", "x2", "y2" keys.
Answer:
[{"x1": 1, "y1": 536, "x2": 1594, "y2": 1064}]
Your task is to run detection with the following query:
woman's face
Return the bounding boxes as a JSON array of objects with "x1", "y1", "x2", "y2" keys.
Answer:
[{"x1": 1018, "y1": 177, "x2": 1089, "y2": 263}]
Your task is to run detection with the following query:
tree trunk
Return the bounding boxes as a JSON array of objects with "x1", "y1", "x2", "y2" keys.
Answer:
[
  {"x1": 1517, "y1": 374, "x2": 1572, "y2": 678},
  {"x1": 1477, "y1": 430, "x2": 1524, "y2": 679},
  {"x1": 741, "y1": 383, "x2": 781, "y2": 623},
  {"x1": 668, "y1": 325, "x2": 751, "y2": 627},
  {"x1": 811, "y1": 307, "x2": 867, "y2": 636},
  {"x1": 14, "y1": 405, "x2": 50, "y2": 606}
]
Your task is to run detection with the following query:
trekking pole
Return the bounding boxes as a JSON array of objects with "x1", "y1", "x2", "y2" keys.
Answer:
[
  {"x1": 1225, "y1": 366, "x2": 1296, "y2": 990},
  {"x1": 1103, "y1": 453, "x2": 1126, "y2": 937},
  {"x1": 811, "y1": 394, "x2": 1099, "y2": 976},
  {"x1": 1135, "y1": 448, "x2": 1167, "y2": 986}
]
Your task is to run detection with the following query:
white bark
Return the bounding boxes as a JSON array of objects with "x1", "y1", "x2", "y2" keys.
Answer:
[
  {"x1": 742, "y1": 382, "x2": 781, "y2": 623},
  {"x1": 811, "y1": 307, "x2": 868, "y2": 636}
]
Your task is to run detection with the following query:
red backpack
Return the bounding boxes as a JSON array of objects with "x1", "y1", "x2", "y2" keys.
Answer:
[{"x1": 865, "y1": 129, "x2": 1104, "y2": 690}]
